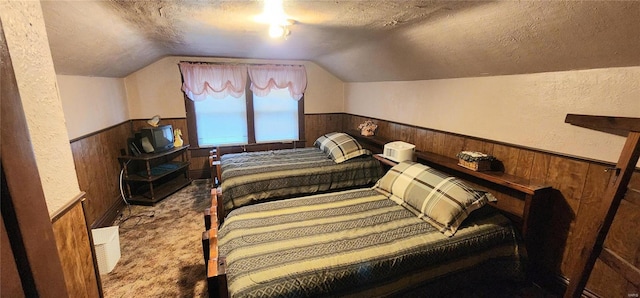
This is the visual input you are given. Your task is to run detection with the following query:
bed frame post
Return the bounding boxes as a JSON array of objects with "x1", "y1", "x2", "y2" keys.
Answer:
[
  {"x1": 203, "y1": 187, "x2": 229, "y2": 298},
  {"x1": 207, "y1": 257, "x2": 228, "y2": 298}
]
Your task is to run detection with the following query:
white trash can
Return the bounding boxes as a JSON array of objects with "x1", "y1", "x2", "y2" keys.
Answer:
[{"x1": 91, "y1": 226, "x2": 121, "y2": 274}]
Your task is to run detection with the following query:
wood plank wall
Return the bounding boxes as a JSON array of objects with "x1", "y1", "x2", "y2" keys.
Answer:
[
  {"x1": 51, "y1": 197, "x2": 100, "y2": 298},
  {"x1": 344, "y1": 113, "x2": 640, "y2": 297},
  {"x1": 70, "y1": 121, "x2": 132, "y2": 227},
  {"x1": 304, "y1": 113, "x2": 344, "y2": 147}
]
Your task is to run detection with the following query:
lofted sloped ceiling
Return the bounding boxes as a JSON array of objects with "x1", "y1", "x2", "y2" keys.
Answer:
[{"x1": 41, "y1": 0, "x2": 640, "y2": 82}]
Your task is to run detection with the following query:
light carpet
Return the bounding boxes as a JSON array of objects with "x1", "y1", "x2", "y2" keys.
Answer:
[{"x1": 101, "y1": 179, "x2": 211, "y2": 297}]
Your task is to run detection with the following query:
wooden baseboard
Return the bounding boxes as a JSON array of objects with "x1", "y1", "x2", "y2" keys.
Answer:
[{"x1": 91, "y1": 195, "x2": 126, "y2": 229}]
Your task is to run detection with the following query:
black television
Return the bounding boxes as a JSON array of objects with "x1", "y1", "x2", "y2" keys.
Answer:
[{"x1": 136, "y1": 125, "x2": 174, "y2": 153}]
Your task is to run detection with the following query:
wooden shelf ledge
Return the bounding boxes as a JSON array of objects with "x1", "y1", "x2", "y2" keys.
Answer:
[{"x1": 414, "y1": 151, "x2": 550, "y2": 195}]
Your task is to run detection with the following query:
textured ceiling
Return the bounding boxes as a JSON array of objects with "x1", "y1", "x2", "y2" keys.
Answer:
[{"x1": 41, "y1": 1, "x2": 640, "y2": 82}]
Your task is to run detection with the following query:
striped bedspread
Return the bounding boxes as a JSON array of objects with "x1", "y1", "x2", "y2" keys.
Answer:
[
  {"x1": 218, "y1": 188, "x2": 525, "y2": 297},
  {"x1": 220, "y1": 148, "x2": 383, "y2": 214}
]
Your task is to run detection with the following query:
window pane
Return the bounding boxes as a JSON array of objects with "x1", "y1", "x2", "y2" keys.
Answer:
[
  {"x1": 253, "y1": 88, "x2": 299, "y2": 142},
  {"x1": 194, "y1": 94, "x2": 248, "y2": 146}
]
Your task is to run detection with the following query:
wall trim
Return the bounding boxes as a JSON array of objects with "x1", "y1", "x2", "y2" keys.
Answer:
[
  {"x1": 130, "y1": 117, "x2": 186, "y2": 122},
  {"x1": 69, "y1": 120, "x2": 131, "y2": 143},
  {"x1": 69, "y1": 117, "x2": 188, "y2": 143},
  {"x1": 305, "y1": 112, "x2": 344, "y2": 115},
  {"x1": 51, "y1": 192, "x2": 86, "y2": 223}
]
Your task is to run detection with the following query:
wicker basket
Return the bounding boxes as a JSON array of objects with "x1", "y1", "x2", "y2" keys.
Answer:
[{"x1": 458, "y1": 159, "x2": 492, "y2": 171}]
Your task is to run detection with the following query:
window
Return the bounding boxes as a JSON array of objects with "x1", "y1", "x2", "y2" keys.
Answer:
[
  {"x1": 181, "y1": 63, "x2": 306, "y2": 148},
  {"x1": 188, "y1": 89, "x2": 302, "y2": 147},
  {"x1": 193, "y1": 93, "x2": 248, "y2": 146},
  {"x1": 253, "y1": 87, "x2": 299, "y2": 142}
]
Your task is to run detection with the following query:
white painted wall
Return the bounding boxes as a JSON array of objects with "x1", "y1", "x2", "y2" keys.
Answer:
[
  {"x1": 57, "y1": 75, "x2": 129, "y2": 140},
  {"x1": 345, "y1": 67, "x2": 640, "y2": 165},
  {"x1": 1, "y1": 1, "x2": 81, "y2": 216},
  {"x1": 124, "y1": 56, "x2": 343, "y2": 119}
]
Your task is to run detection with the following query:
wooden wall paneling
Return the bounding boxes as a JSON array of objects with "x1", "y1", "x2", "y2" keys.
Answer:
[
  {"x1": 305, "y1": 114, "x2": 319, "y2": 147},
  {"x1": 338, "y1": 114, "x2": 349, "y2": 132},
  {"x1": 375, "y1": 119, "x2": 392, "y2": 141},
  {"x1": 590, "y1": 201, "x2": 640, "y2": 295},
  {"x1": 327, "y1": 113, "x2": 344, "y2": 135},
  {"x1": 493, "y1": 144, "x2": 522, "y2": 175},
  {"x1": 433, "y1": 131, "x2": 449, "y2": 157},
  {"x1": 583, "y1": 169, "x2": 640, "y2": 296},
  {"x1": 425, "y1": 131, "x2": 465, "y2": 158},
  {"x1": 87, "y1": 137, "x2": 105, "y2": 222},
  {"x1": 345, "y1": 115, "x2": 364, "y2": 132},
  {"x1": 52, "y1": 199, "x2": 100, "y2": 298},
  {"x1": 515, "y1": 149, "x2": 536, "y2": 180},
  {"x1": 305, "y1": 114, "x2": 322, "y2": 147},
  {"x1": 415, "y1": 129, "x2": 436, "y2": 153},
  {"x1": 428, "y1": 131, "x2": 448, "y2": 157},
  {"x1": 304, "y1": 115, "x2": 318, "y2": 147},
  {"x1": 545, "y1": 156, "x2": 590, "y2": 276},
  {"x1": 98, "y1": 129, "x2": 119, "y2": 217},
  {"x1": 189, "y1": 148, "x2": 211, "y2": 179},
  {"x1": 71, "y1": 122, "x2": 131, "y2": 227},
  {"x1": 396, "y1": 124, "x2": 417, "y2": 145},
  {"x1": 387, "y1": 122, "x2": 401, "y2": 140},
  {"x1": 71, "y1": 141, "x2": 89, "y2": 190},
  {"x1": 530, "y1": 152, "x2": 552, "y2": 184},
  {"x1": 305, "y1": 114, "x2": 344, "y2": 147},
  {"x1": 589, "y1": 259, "x2": 630, "y2": 297},
  {"x1": 593, "y1": 208, "x2": 640, "y2": 296},
  {"x1": 571, "y1": 163, "x2": 622, "y2": 295},
  {"x1": 441, "y1": 134, "x2": 465, "y2": 158},
  {"x1": 343, "y1": 115, "x2": 354, "y2": 132},
  {"x1": 462, "y1": 138, "x2": 495, "y2": 156}
]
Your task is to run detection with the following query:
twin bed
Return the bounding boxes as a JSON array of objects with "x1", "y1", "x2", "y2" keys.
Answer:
[
  {"x1": 216, "y1": 132, "x2": 384, "y2": 216},
  {"x1": 204, "y1": 132, "x2": 550, "y2": 297}
]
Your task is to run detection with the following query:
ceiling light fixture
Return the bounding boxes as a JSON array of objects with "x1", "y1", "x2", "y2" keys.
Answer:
[
  {"x1": 269, "y1": 24, "x2": 289, "y2": 38},
  {"x1": 255, "y1": 0, "x2": 293, "y2": 39}
]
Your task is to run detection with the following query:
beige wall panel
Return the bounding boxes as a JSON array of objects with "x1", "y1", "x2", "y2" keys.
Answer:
[
  {"x1": 345, "y1": 67, "x2": 640, "y2": 166},
  {"x1": 57, "y1": 75, "x2": 129, "y2": 140},
  {"x1": 125, "y1": 57, "x2": 344, "y2": 120}
]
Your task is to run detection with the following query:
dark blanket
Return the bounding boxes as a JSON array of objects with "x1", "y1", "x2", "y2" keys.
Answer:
[{"x1": 220, "y1": 148, "x2": 384, "y2": 213}]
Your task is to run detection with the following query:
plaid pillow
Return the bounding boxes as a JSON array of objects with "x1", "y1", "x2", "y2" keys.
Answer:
[
  {"x1": 314, "y1": 132, "x2": 370, "y2": 163},
  {"x1": 375, "y1": 161, "x2": 493, "y2": 236}
]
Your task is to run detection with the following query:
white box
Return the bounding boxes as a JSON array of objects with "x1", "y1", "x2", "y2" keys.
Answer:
[
  {"x1": 383, "y1": 141, "x2": 415, "y2": 163},
  {"x1": 92, "y1": 226, "x2": 120, "y2": 274}
]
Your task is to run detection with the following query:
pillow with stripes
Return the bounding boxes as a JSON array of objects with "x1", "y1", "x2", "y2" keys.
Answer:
[
  {"x1": 374, "y1": 161, "x2": 495, "y2": 236},
  {"x1": 314, "y1": 132, "x2": 370, "y2": 163}
]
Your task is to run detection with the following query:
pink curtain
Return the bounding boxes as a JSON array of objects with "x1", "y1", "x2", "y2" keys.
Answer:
[
  {"x1": 179, "y1": 62, "x2": 247, "y2": 101},
  {"x1": 248, "y1": 65, "x2": 307, "y2": 100}
]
